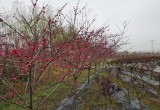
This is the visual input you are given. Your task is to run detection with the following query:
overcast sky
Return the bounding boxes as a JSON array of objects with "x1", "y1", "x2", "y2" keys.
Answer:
[{"x1": 0, "y1": 0, "x2": 160, "y2": 52}]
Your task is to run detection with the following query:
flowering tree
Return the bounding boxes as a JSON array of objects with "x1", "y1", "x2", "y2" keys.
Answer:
[
  {"x1": 0, "y1": 1, "x2": 125, "y2": 110},
  {"x1": 0, "y1": 1, "x2": 68, "y2": 109}
]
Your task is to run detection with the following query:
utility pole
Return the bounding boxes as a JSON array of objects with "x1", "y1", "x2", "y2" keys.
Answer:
[{"x1": 151, "y1": 40, "x2": 154, "y2": 53}]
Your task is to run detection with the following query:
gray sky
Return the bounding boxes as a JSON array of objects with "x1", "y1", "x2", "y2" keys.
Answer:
[{"x1": 0, "y1": 0, "x2": 160, "y2": 52}]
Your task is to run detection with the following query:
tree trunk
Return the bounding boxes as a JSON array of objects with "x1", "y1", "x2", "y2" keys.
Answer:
[
  {"x1": 29, "y1": 69, "x2": 33, "y2": 110},
  {"x1": 88, "y1": 68, "x2": 91, "y2": 83}
]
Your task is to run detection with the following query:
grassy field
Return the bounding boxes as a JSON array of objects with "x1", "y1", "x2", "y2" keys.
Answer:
[{"x1": 1, "y1": 67, "x2": 160, "y2": 110}]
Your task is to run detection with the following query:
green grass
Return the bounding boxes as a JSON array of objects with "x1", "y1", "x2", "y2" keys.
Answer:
[
  {"x1": 0, "y1": 68, "x2": 95, "y2": 110},
  {"x1": 1, "y1": 67, "x2": 160, "y2": 110},
  {"x1": 77, "y1": 72, "x2": 122, "y2": 110}
]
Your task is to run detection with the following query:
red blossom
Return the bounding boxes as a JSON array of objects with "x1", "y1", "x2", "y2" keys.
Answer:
[
  {"x1": 57, "y1": 57, "x2": 61, "y2": 61},
  {"x1": 53, "y1": 63, "x2": 58, "y2": 68},
  {"x1": 22, "y1": 68, "x2": 29, "y2": 73},
  {"x1": 0, "y1": 52, "x2": 5, "y2": 57},
  {"x1": 12, "y1": 77, "x2": 17, "y2": 81},
  {"x1": 10, "y1": 49, "x2": 17, "y2": 55},
  {"x1": 17, "y1": 49, "x2": 21, "y2": 57},
  {"x1": 10, "y1": 92, "x2": 16, "y2": 99},
  {"x1": 32, "y1": 44, "x2": 37, "y2": 51},
  {"x1": 27, "y1": 42, "x2": 32, "y2": 46},
  {"x1": 87, "y1": 55, "x2": 91, "y2": 59},
  {"x1": 10, "y1": 49, "x2": 21, "y2": 57},
  {"x1": 41, "y1": 42, "x2": 46, "y2": 48},
  {"x1": 1, "y1": 95, "x2": 6, "y2": 100},
  {"x1": 41, "y1": 38, "x2": 47, "y2": 48},
  {"x1": 45, "y1": 58, "x2": 53, "y2": 62}
]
